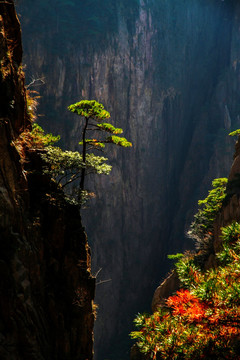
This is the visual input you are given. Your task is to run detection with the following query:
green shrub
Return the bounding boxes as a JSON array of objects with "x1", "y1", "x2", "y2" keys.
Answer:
[{"x1": 187, "y1": 178, "x2": 228, "y2": 252}]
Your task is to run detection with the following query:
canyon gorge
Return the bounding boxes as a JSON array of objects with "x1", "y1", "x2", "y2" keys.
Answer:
[{"x1": 4, "y1": 0, "x2": 240, "y2": 358}]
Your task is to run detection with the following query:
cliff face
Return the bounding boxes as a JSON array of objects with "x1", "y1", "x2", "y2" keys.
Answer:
[
  {"x1": 0, "y1": 2, "x2": 95, "y2": 359},
  {"x1": 17, "y1": 0, "x2": 240, "y2": 358}
]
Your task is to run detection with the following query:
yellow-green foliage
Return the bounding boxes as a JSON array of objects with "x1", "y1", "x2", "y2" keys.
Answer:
[
  {"x1": 68, "y1": 100, "x2": 110, "y2": 120},
  {"x1": 41, "y1": 146, "x2": 112, "y2": 187},
  {"x1": 13, "y1": 123, "x2": 60, "y2": 161},
  {"x1": 229, "y1": 129, "x2": 240, "y2": 137},
  {"x1": 29, "y1": 123, "x2": 61, "y2": 147},
  {"x1": 68, "y1": 99, "x2": 132, "y2": 149},
  {"x1": 96, "y1": 123, "x2": 123, "y2": 134},
  {"x1": 26, "y1": 90, "x2": 40, "y2": 122},
  {"x1": 188, "y1": 178, "x2": 228, "y2": 250},
  {"x1": 106, "y1": 135, "x2": 132, "y2": 147}
]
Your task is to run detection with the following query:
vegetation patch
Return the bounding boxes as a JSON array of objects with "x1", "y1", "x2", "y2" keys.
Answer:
[
  {"x1": 15, "y1": 99, "x2": 131, "y2": 207},
  {"x1": 131, "y1": 222, "x2": 240, "y2": 359},
  {"x1": 131, "y1": 174, "x2": 240, "y2": 359},
  {"x1": 187, "y1": 178, "x2": 228, "y2": 258}
]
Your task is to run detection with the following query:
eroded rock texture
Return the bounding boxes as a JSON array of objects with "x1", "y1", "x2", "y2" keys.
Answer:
[
  {"x1": 0, "y1": 2, "x2": 95, "y2": 359},
  {"x1": 17, "y1": 0, "x2": 240, "y2": 358}
]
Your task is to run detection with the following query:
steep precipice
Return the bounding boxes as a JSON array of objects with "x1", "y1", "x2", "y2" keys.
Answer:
[
  {"x1": 16, "y1": 0, "x2": 240, "y2": 358},
  {"x1": 0, "y1": 2, "x2": 95, "y2": 359}
]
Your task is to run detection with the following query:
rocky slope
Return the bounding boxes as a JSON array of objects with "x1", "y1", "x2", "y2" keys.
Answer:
[
  {"x1": 0, "y1": 2, "x2": 95, "y2": 359},
  {"x1": 17, "y1": 0, "x2": 240, "y2": 358}
]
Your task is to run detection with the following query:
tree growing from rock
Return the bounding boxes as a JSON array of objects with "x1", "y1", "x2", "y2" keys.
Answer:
[
  {"x1": 68, "y1": 99, "x2": 132, "y2": 203},
  {"x1": 19, "y1": 97, "x2": 131, "y2": 207}
]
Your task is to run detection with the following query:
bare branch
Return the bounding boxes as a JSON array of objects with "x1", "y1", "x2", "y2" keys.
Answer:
[
  {"x1": 57, "y1": 171, "x2": 82, "y2": 187},
  {"x1": 86, "y1": 128, "x2": 101, "y2": 131},
  {"x1": 61, "y1": 174, "x2": 82, "y2": 188},
  {"x1": 94, "y1": 268, "x2": 102, "y2": 277},
  {"x1": 87, "y1": 146, "x2": 104, "y2": 152},
  {"x1": 96, "y1": 279, "x2": 112, "y2": 286},
  {"x1": 26, "y1": 77, "x2": 45, "y2": 89}
]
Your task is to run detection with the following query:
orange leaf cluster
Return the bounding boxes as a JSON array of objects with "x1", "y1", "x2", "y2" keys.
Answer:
[{"x1": 167, "y1": 289, "x2": 207, "y2": 322}]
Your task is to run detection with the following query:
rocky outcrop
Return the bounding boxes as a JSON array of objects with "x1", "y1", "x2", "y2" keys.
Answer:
[
  {"x1": 0, "y1": 2, "x2": 95, "y2": 359},
  {"x1": 151, "y1": 270, "x2": 180, "y2": 313},
  {"x1": 17, "y1": 0, "x2": 240, "y2": 358}
]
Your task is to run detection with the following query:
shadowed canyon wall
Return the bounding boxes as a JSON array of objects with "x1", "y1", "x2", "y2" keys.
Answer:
[
  {"x1": 17, "y1": 0, "x2": 240, "y2": 358},
  {"x1": 0, "y1": 2, "x2": 95, "y2": 359}
]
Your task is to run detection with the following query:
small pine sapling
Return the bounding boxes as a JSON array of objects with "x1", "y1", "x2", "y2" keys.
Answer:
[{"x1": 68, "y1": 99, "x2": 132, "y2": 203}]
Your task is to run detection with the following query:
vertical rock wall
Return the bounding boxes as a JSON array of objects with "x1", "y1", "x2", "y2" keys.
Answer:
[
  {"x1": 0, "y1": 2, "x2": 95, "y2": 359},
  {"x1": 17, "y1": 0, "x2": 240, "y2": 358}
]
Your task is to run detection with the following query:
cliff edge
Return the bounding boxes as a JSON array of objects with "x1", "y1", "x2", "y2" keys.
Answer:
[{"x1": 0, "y1": 2, "x2": 95, "y2": 359}]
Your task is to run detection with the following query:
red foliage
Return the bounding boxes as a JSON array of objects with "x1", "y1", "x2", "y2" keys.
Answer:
[{"x1": 167, "y1": 289, "x2": 207, "y2": 322}]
